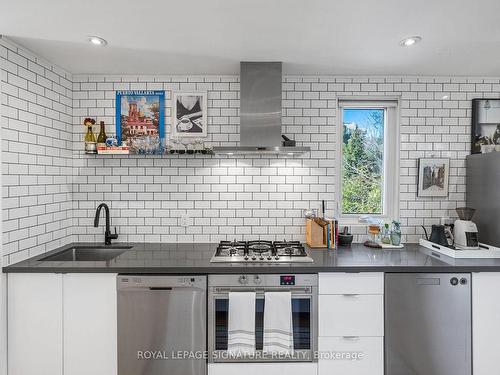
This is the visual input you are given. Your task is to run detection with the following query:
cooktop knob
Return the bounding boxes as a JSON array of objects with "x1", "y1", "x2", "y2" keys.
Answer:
[
  {"x1": 254, "y1": 275, "x2": 262, "y2": 284},
  {"x1": 252, "y1": 256, "x2": 256, "y2": 260},
  {"x1": 238, "y1": 275, "x2": 248, "y2": 285},
  {"x1": 275, "y1": 256, "x2": 280, "y2": 260},
  {"x1": 267, "y1": 256, "x2": 272, "y2": 260},
  {"x1": 244, "y1": 256, "x2": 249, "y2": 260},
  {"x1": 259, "y1": 256, "x2": 264, "y2": 260}
]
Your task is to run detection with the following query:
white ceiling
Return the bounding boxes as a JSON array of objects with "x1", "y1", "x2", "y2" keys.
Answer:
[{"x1": 1, "y1": 0, "x2": 500, "y2": 75}]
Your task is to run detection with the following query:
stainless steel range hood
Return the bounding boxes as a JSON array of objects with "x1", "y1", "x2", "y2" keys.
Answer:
[{"x1": 213, "y1": 62, "x2": 310, "y2": 155}]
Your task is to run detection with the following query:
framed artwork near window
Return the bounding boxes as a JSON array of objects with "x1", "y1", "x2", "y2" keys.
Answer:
[
  {"x1": 171, "y1": 92, "x2": 208, "y2": 138},
  {"x1": 417, "y1": 158, "x2": 450, "y2": 197},
  {"x1": 471, "y1": 98, "x2": 500, "y2": 154},
  {"x1": 115, "y1": 90, "x2": 165, "y2": 145}
]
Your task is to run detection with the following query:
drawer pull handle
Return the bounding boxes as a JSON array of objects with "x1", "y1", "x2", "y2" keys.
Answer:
[
  {"x1": 342, "y1": 294, "x2": 360, "y2": 297},
  {"x1": 342, "y1": 336, "x2": 360, "y2": 340}
]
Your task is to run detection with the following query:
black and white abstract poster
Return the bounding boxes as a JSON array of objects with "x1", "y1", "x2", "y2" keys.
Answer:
[{"x1": 171, "y1": 92, "x2": 207, "y2": 137}]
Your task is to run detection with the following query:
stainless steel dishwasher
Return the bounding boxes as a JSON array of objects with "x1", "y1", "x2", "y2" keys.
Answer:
[
  {"x1": 385, "y1": 273, "x2": 471, "y2": 375},
  {"x1": 117, "y1": 275, "x2": 207, "y2": 375}
]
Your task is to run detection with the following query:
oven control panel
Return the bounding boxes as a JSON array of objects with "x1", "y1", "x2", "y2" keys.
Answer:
[
  {"x1": 208, "y1": 274, "x2": 317, "y2": 288},
  {"x1": 280, "y1": 275, "x2": 296, "y2": 286}
]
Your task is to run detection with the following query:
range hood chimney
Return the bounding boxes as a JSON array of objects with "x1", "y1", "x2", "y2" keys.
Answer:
[{"x1": 213, "y1": 62, "x2": 310, "y2": 155}]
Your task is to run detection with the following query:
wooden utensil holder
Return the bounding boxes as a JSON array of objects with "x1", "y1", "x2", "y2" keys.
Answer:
[{"x1": 306, "y1": 218, "x2": 325, "y2": 247}]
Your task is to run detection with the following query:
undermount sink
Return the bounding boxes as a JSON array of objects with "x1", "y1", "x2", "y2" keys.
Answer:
[{"x1": 38, "y1": 246, "x2": 132, "y2": 262}]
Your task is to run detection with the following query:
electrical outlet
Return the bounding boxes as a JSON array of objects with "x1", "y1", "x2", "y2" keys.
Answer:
[{"x1": 180, "y1": 214, "x2": 191, "y2": 227}]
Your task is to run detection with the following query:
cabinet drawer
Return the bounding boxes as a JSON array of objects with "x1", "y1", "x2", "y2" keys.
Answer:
[
  {"x1": 319, "y1": 295, "x2": 384, "y2": 336},
  {"x1": 318, "y1": 336, "x2": 383, "y2": 375},
  {"x1": 319, "y1": 272, "x2": 384, "y2": 295}
]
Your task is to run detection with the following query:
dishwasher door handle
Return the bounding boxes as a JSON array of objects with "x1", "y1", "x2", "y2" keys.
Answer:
[
  {"x1": 149, "y1": 287, "x2": 173, "y2": 291},
  {"x1": 416, "y1": 278, "x2": 440, "y2": 285}
]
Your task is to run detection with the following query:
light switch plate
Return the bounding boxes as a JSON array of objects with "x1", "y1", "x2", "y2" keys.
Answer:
[{"x1": 180, "y1": 214, "x2": 191, "y2": 227}]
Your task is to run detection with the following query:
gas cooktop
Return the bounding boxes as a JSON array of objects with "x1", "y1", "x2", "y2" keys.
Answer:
[{"x1": 210, "y1": 240, "x2": 314, "y2": 263}]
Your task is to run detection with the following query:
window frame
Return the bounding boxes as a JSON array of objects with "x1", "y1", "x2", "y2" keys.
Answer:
[{"x1": 336, "y1": 97, "x2": 400, "y2": 225}]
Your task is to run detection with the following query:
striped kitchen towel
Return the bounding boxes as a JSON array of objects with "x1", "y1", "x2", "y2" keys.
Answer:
[
  {"x1": 263, "y1": 291, "x2": 294, "y2": 355},
  {"x1": 228, "y1": 292, "x2": 256, "y2": 356}
]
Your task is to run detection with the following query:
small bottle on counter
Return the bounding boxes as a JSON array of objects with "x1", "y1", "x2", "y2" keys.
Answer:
[
  {"x1": 391, "y1": 220, "x2": 402, "y2": 246},
  {"x1": 382, "y1": 223, "x2": 391, "y2": 244}
]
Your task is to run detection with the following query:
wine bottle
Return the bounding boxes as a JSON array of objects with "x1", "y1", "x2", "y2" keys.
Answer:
[
  {"x1": 84, "y1": 125, "x2": 96, "y2": 143},
  {"x1": 97, "y1": 121, "x2": 107, "y2": 144},
  {"x1": 84, "y1": 124, "x2": 96, "y2": 154}
]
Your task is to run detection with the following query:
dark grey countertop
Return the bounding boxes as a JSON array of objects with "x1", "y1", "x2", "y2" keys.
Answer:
[{"x1": 3, "y1": 242, "x2": 500, "y2": 273}]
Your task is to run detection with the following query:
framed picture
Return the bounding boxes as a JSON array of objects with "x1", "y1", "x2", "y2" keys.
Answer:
[
  {"x1": 116, "y1": 90, "x2": 165, "y2": 145},
  {"x1": 171, "y1": 92, "x2": 207, "y2": 137},
  {"x1": 471, "y1": 98, "x2": 500, "y2": 154},
  {"x1": 417, "y1": 158, "x2": 450, "y2": 197}
]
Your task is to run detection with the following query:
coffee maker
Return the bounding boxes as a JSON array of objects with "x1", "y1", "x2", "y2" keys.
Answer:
[{"x1": 453, "y1": 207, "x2": 479, "y2": 250}]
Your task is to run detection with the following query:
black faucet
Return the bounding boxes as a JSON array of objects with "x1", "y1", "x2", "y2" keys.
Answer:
[{"x1": 94, "y1": 203, "x2": 118, "y2": 245}]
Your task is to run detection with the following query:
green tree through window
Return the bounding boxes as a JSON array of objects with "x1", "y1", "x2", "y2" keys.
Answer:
[{"x1": 342, "y1": 108, "x2": 384, "y2": 214}]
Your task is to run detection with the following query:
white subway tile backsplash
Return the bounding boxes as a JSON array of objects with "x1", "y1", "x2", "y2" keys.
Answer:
[
  {"x1": 3, "y1": 37, "x2": 500, "y2": 263},
  {"x1": 1, "y1": 38, "x2": 74, "y2": 265}
]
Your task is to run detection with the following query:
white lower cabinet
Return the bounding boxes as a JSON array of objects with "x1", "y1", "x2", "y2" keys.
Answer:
[
  {"x1": 318, "y1": 272, "x2": 384, "y2": 375},
  {"x1": 208, "y1": 363, "x2": 317, "y2": 375},
  {"x1": 319, "y1": 295, "x2": 384, "y2": 336},
  {"x1": 7, "y1": 273, "x2": 118, "y2": 375},
  {"x1": 472, "y1": 272, "x2": 500, "y2": 375},
  {"x1": 319, "y1": 337, "x2": 383, "y2": 375},
  {"x1": 14, "y1": 271, "x2": 500, "y2": 375},
  {"x1": 63, "y1": 273, "x2": 117, "y2": 375},
  {"x1": 8, "y1": 273, "x2": 63, "y2": 375}
]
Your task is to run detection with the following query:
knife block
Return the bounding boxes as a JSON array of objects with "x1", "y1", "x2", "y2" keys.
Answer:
[{"x1": 306, "y1": 218, "x2": 327, "y2": 248}]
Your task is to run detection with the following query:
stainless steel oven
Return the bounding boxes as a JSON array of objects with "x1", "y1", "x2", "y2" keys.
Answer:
[{"x1": 208, "y1": 274, "x2": 318, "y2": 363}]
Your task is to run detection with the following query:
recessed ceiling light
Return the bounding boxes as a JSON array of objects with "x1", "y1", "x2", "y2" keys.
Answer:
[
  {"x1": 88, "y1": 36, "x2": 108, "y2": 46},
  {"x1": 442, "y1": 95, "x2": 449, "y2": 100},
  {"x1": 400, "y1": 36, "x2": 422, "y2": 47}
]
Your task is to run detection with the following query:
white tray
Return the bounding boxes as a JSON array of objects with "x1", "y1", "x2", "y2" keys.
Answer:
[
  {"x1": 381, "y1": 243, "x2": 405, "y2": 249},
  {"x1": 419, "y1": 239, "x2": 500, "y2": 259}
]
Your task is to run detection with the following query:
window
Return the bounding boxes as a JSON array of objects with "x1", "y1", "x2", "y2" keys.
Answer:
[{"x1": 338, "y1": 99, "x2": 399, "y2": 222}]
